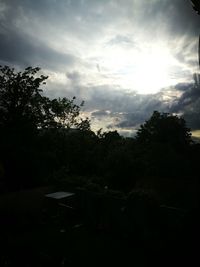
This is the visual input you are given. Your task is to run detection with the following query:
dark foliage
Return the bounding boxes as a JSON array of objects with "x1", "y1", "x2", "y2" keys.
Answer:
[
  {"x1": 136, "y1": 111, "x2": 192, "y2": 148},
  {"x1": 0, "y1": 66, "x2": 90, "y2": 189}
]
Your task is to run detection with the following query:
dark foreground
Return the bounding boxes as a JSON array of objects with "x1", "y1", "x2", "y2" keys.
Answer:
[{"x1": 0, "y1": 187, "x2": 198, "y2": 267}]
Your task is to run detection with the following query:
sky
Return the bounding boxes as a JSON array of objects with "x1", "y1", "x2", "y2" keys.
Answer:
[{"x1": 0, "y1": 0, "x2": 200, "y2": 136}]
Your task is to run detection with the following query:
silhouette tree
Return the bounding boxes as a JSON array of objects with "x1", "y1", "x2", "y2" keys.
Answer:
[
  {"x1": 0, "y1": 66, "x2": 90, "y2": 189},
  {"x1": 0, "y1": 66, "x2": 90, "y2": 134},
  {"x1": 0, "y1": 66, "x2": 47, "y2": 134},
  {"x1": 136, "y1": 111, "x2": 192, "y2": 148}
]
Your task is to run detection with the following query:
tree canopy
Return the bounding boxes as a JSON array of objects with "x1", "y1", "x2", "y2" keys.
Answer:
[
  {"x1": 0, "y1": 66, "x2": 90, "y2": 134},
  {"x1": 136, "y1": 111, "x2": 192, "y2": 148}
]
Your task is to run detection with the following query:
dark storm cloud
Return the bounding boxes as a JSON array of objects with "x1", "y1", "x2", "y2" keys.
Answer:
[
  {"x1": 174, "y1": 82, "x2": 192, "y2": 91},
  {"x1": 0, "y1": 30, "x2": 76, "y2": 69},
  {"x1": 46, "y1": 79, "x2": 200, "y2": 132},
  {"x1": 112, "y1": 91, "x2": 172, "y2": 129},
  {"x1": 169, "y1": 80, "x2": 200, "y2": 130},
  {"x1": 0, "y1": 0, "x2": 77, "y2": 69},
  {"x1": 0, "y1": 0, "x2": 79, "y2": 70},
  {"x1": 45, "y1": 80, "x2": 172, "y2": 130},
  {"x1": 81, "y1": 85, "x2": 174, "y2": 130},
  {"x1": 171, "y1": 82, "x2": 200, "y2": 113},
  {"x1": 89, "y1": 87, "x2": 156, "y2": 113},
  {"x1": 116, "y1": 113, "x2": 148, "y2": 128},
  {"x1": 87, "y1": 80, "x2": 200, "y2": 132}
]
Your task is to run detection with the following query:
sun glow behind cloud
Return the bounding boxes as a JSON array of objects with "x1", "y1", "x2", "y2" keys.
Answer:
[
  {"x1": 2, "y1": 0, "x2": 196, "y2": 98},
  {"x1": 96, "y1": 40, "x2": 183, "y2": 94}
]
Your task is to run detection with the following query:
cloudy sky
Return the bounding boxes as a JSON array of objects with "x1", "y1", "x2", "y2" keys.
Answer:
[{"x1": 0, "y1": 0, "x2": 200, "y2": 136}]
